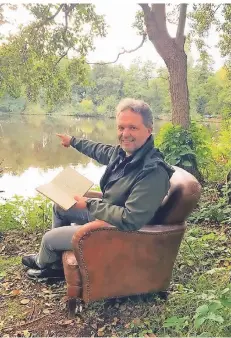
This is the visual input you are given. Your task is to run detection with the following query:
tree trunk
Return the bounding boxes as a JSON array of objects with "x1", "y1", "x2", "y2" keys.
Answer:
[
  {"x1": 165, "y1": 46, "x2": 190, "y2": 128},
  {"x1": 141, "y1": 4, "x2": 190, "y2": 128},
  {"x1": 147, "y1": 35, "x2": 190, "y2": 128}
]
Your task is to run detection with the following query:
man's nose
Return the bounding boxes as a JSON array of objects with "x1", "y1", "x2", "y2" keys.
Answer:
[{"x1": 122, "y1": 128, "x2": 130, "y2": 137}]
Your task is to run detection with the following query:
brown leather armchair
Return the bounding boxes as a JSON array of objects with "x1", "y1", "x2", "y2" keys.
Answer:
[{"x1": 62, "y1": 166, "x2": 201, "y2": 317}]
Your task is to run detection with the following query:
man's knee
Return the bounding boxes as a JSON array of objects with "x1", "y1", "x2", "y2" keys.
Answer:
[{"x1": 41, "y1": 229, "x2": 54, "y2": 249}]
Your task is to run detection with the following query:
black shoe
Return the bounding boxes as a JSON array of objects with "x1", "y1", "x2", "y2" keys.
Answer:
[
  {"x1": 26, "y1": 268, "x2": 65, "y2": 280},
  {"x1": 22, "y1": 254, "x2": 40, "y2": 270}
]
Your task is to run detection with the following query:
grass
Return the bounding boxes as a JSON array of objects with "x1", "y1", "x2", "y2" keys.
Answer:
[{"x1": 0, "y1": 256, "x2": 21, "y2": 274}]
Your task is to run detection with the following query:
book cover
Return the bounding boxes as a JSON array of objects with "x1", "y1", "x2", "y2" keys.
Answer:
[{"x1": 36, "y1": 166, "x2": 94, "y2": 210}]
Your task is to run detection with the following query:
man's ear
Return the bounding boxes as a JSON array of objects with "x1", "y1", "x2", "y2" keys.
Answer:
[{"x1": 148, "y1": 127, "x2": 153, "y2": 135}]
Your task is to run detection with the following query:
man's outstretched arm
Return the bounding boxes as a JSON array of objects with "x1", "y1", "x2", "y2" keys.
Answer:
[{"x1": 56, "y1": 133, "x2": 115, "y2": 165}]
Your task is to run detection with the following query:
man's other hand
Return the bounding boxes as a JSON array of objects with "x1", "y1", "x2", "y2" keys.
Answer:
[
  {"x1": 74, "y1": 196, "x2": 88, "y2": 209},
  {"x1": 56, "y1": 133, "x2": 72, "y2": 147}
]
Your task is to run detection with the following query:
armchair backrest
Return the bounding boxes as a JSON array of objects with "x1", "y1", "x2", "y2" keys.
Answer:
[{"x1": 151, "y1": 166, "x2": 201, "y2": 225}]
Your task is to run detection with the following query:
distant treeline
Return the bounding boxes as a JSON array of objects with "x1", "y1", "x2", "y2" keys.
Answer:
[{"x1": 0, "y1": 58, "x2": 230, "y2": 119}]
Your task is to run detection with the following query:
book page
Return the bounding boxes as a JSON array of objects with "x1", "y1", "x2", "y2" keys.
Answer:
[
  {"x1": 51, "y1": 167, "x2": 94, "y2": 197},
  {"x1": 36, "y1": 182, "x2": 76, "y2": 210},
  {"x1": 36, "y1": 166, "x2": 94, "y2": 210}
]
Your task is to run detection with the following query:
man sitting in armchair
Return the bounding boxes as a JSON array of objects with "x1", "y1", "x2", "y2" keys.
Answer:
[{"x1": 22, "y1": 97, "x2": 174, "y2": 279}]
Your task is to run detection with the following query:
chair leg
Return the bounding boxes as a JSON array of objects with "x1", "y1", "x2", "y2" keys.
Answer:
[
  {"x1": 157, "y1": 291, "x2": 169, "y2": 300},
  {"x1": 67, "y1": 297, "x2": 77, "y2": 318}
]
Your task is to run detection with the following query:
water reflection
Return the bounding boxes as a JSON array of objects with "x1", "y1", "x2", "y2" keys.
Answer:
[
  {"x1": 1, "y1": 163, "x2": 106, "y2": 199},
  {"x1": 0, "y1": 114, "x2": 166, "y2": 198},
  {"x1": 0, "y1": 115, "x2": 118, "y2": 174}
]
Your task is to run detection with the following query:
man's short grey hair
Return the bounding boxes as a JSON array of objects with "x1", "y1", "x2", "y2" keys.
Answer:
[{"x1": 116, "y1": 98, "x2": 153, "y2": 128}]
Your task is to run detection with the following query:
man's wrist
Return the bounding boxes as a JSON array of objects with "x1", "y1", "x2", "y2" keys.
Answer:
[
  {"x1": 70, "y1": 136, "x2": 75, "y2": 147},
  {"x1": 86, "y1": 198, "x2": 92, "y2": 208}
]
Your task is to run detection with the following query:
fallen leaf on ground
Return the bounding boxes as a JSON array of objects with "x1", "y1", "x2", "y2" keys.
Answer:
[
  {"x1": 20, "y1": 299, "x2": 30, "y2": 305},
  {"x1": 98, "y1": 325, "x2": 106, "y2": 333},
  {"x1": 111, "y1": 317, "x2": 119, "y2": 326},
  {"x1": 11, "y1": 289, "x2": 22, "y2": 296},
  {"x1": 58, "y1": 319, "x2": 74, "y2": 326},
  {"x1": 43, "y1": 309, "x2": 50, "y2": 314},
  {"x1": 0, "y1": 245, "x2": 6, "y2": 252}
]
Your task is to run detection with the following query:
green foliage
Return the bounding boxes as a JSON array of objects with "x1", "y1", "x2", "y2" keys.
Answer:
[
  {"x1": 1, "y1": 4, "x2": 231, "y2": 118},
  {"x1": 155, "y1": 122, "x2": 212, "y2": 176},
  {"x1": 163, "y1": 286, "x2": 231, "y2": 335},
  {"x1": 0, "y1": 49, "x2": 230, "y2": 119},
  {"x1": 208, "y1": 119, "x2": 231, "y2": 181},
  {"x1": 0, "y1": 95, "x2": 26, "y2": 113},
  {"x1": 0, "y1": 195, "x2": 52, "y2": 232},
  {"x1": 159, "y1": 224, "x2": 231, "y2": 337},
  {"x1": 188, "y1": 184, "x2": 231, "y2": 224},
  {"x1": 0, "y1": 4, "x2": 106, "y2": 107},
  {"x1": 155, "y1": 119, "x2": 231, "y2": 182},
  {"x1": 78, "y1": 99, "x2": 95, "y2": 115},
  {"x1": 155, "y1": 122, "x2": 195, "y2": 166},
  {"x1": 189, "y1": 4, "x2": 231, "y2": 76}
]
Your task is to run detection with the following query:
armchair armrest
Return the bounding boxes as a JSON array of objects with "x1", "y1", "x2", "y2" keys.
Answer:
[{"x1": 72, "y1": 221, "x2": 186, "y2": 303}]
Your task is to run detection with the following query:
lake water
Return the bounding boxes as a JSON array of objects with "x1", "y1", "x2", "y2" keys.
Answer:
[{"x1": 0, "y1": 114, "x2": 167, "y2": 198}]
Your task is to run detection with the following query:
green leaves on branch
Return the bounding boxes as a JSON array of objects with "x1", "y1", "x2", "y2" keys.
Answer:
[
  {"x1": 189, "y1": 4, "x2": 231, "y2": 71},
  {"x1": 0, "y1": 4, "x2": 107, "y2": 107}
]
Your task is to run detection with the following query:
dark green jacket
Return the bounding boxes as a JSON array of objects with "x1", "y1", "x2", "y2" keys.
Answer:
[{"x1": 70, "y1": 135, "x2": 174, "y2": 231}]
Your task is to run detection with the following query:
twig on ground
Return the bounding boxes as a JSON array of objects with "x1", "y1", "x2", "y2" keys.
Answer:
[
  {"x1": 3, "y1": 314, "x2": 49, "y2": 332},
  {"x1": 28, "y1": 302, "x2": 36, "y2": 321}
]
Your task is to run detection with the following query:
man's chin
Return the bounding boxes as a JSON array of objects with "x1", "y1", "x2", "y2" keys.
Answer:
[{"x1": 121, "y1": 145, "x2": 135, "y2": 154}]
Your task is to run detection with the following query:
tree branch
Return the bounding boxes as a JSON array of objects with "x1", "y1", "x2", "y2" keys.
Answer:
[
  {"x1": 66, "y1": 4, "x2": 77, "y2": 16},
  {"x1": 62, "y1": 4, "x2": 69, "y2": 43},
  {"x1": 36, "y1": 4, "x2": 65, "y2": 28},
  {"x1": 86, "y1": 33, "x2": 147, "y2": 65},
  {"x1": 152, "y1": 4, "x2": 169, "y2": 37},
  {"x1": 62, "y1": 4, "x2": 78, "y2": 46},
  {"x1": 54, "y1": 47, "x2": 71, "y2": 68},
  {"x1": 213, "y1": 4, "x2": 222, "y2": 15},
  {"x1": 139, "y1": 3, "x2": 151, "y2": 16},
  {"x1": 176, "y1": 4, "x2": 187, "y2": 47}
]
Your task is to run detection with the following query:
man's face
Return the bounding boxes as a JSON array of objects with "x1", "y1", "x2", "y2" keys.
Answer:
[{"x1": 116, "y1": 109, "x2": 152, "y2": 156}]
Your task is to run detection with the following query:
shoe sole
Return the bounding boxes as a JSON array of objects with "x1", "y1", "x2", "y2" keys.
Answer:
[
  {"x1": 27, "y1": 275, "x2": 65, "y2": 283},
  {"x1": 26, "y1": 271, "x2": 65, "y2": 281},
  {"x1": 22, "y1": 264, "x2": 30, "y2": 271}
]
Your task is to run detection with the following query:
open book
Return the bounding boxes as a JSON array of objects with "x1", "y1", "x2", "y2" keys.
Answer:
[{"x1": 36, "y1": 166, "x2": 94, "y2": 210}]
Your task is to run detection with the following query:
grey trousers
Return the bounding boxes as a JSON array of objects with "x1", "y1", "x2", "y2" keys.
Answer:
[{"x1": 36, "y1": 204, "x2": 95, "y2": 269}]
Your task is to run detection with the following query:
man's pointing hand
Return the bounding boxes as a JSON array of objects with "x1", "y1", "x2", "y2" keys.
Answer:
[{"x1": 56, "y1": 133, "x2": 72, "y2": 147}]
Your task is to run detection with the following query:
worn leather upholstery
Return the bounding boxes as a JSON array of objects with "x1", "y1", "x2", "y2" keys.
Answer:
[{"x1": 62, "y1": 166, "x2": 201, "y2": 305}]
